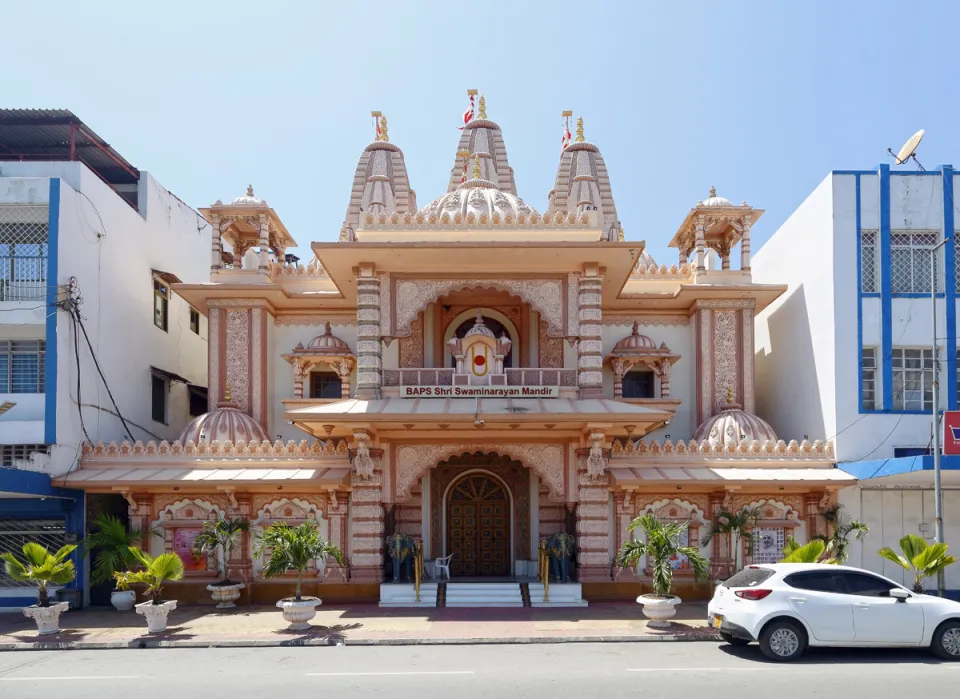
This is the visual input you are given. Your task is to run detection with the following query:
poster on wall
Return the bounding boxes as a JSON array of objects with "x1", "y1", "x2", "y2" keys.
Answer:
[
  {"x1": 668, "y1": 530, "x2": 691, "y2": 570},
  {"x1": 173, "y1": 528, "x2": 206, "y2": 572},
  {"x1": 752, "y1": 528, "x2": 785, "y2": 565}
]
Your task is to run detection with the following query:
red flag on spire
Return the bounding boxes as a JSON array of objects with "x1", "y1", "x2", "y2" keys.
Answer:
[
  {"x1": 458, "y1": 94, "x2": 475, "y2": 130},
  {"x1": 561, "y1": 125, "x2": 572, "y2": 151}
]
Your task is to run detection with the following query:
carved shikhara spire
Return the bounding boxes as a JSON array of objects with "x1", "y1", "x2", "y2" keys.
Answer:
[{"x1": 444, "y1": 91, "x2": 517, "y2": 194}]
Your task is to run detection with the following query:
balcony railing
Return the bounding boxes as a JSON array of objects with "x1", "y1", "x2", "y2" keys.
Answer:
[
  {"x1": 383, "y1": 369, "x2": 454, "y2": 387},
  {"x1": 382, "y1": 368, "x2": 576, "y2": 388},
  {"x1": 506, "y1": 368, "x2": 576, "y2": 387},
  {"x1": 0, "y1": 206, "x2": 49, "y2": 302}
]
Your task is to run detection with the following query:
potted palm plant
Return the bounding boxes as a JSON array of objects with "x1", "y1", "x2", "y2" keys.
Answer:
[
  {"x1": 1, "y1": 542, "x2": 77, "y2": 635},
  {"x1": 191, "y1": 516, "x2": 248, "y2": 608},
  {"x1": 254, "y1": 521, "x2": 346, "y2": 630},
  {"x1": 84, "y1": 514, "x2": 153, "y2": 611},
  {"x1": 700, "y1": 506, "x2": 760, "y2": 579},
  {"x1": 114, "y1": 547, "x2": 185, "y2": 632},
  {"x1": 615, "y1": 514, "x2": 709, "y2": 627},
  {"x1": 879, "y1": 534, "x2": 958, "y2": 593}
]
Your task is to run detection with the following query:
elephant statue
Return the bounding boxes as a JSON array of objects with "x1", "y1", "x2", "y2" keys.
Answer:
[
  {"x1": 547, "y1": 532, "x2": 576, "y2": 583},
  {"x1": 385, "y1": 532, "x2": 416, "y2": 583}
]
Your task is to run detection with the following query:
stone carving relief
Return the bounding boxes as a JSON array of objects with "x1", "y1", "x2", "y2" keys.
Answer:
[
  {"x1": 275, "y1": 316, "x2": 355, "y2": 328},
  {"x1": 208, "y1": 308, "x2": 220, "y2": 410},
  {"x1": 379, "y1": 272, "x2": 392, "y2": 338},
  {"x1": 399, "y1": 315, "x2": 424, "y2": 368},
  {"x1": 713, "y1": 311, "x2": 738, "y2": 410},
  {"x1": 395, "y1": 278, "x2": 565, "y2": 338},
  {"x1": 585, "y1": 431, "x2": 607, "y2": 481},
  {"x1": 603, "y1": 316, "x2": 689, "y2": 327},
  {"x1": 395, "y1": 443, "x2": 566, "y2": 503},
  {"x1": 567, "y1": 272, "x2": 579, "y2": 338},
  {"x1": 225, "y1": 310, "x2": 250, "y2": 414},
  {"x1": 538, "y1": 319, "x2": 563, "y2": 368}
]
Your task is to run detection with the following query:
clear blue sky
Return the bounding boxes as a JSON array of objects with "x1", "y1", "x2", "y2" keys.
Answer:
[{"x1": 4, "y1": 1, "x2": 957, "y2": 259}]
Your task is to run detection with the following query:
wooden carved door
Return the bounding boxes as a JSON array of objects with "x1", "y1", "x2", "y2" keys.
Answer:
[{"x1": 446, "y1": 473, "x2": 510, "y2": 577}]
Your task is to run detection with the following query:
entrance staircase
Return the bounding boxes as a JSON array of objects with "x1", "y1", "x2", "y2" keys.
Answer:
[
  {"x1": 444, "y1": 582, "x2": 524, "y2": 608},
  {"x1": 378, "y1": 581, "x2": 588, "y2": 608}
]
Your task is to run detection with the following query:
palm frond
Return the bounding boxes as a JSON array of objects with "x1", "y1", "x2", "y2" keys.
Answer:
[
  {"x1": 780, "y1": 540, "x2": 826, "y2": 563},
  {"x1": 878, "y1": 546, "x2": 911, "y2": 570},
  {"x1": 899, "y1": 534, "x2": 928, "y2": 562}
]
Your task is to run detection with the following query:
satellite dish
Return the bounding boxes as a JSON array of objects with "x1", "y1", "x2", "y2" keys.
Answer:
[{"x1": 888, "y1": 129, "x2": 926, "y2": 171}]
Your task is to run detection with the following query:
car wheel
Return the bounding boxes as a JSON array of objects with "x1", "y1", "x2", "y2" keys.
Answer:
[
  {"x1": 719, "y1": 632, "x2": 750, "y2": 646},
  {"x1": 932, "y1": 620, "x2": 960, "y2": 660},
  {"x1": 759, "y1": 620, "x2": 806, "y2": 662}
]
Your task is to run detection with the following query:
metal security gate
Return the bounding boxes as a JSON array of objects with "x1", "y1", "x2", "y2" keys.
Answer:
[
  {"x1": 0, "y1": 518, "x2": 69, "y2": 588},
  {"x1": 0, "y1": 205, "x2": 49, "y2": 302}
]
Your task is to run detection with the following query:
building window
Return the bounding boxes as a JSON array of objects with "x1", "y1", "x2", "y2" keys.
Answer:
[
  {"x1": 890, "y1": 231, "x2": 943, "y2": 294},
  {"x1": 188, "y1": 386, "x2": 207, "y2": 417},
  {"x1": 153, "y1": 277, "x2": 169, "y2": 332},
  {"x1": 861, "y1": 347, "x2": 877, "y2": 410},
  {"x1": 894, "y1": 447, "x2": 930, "y2": 457},
  {"x1": 0, "y1": 340, "x2": 45, "y2": 393},
  {"x1": 860, "y1": 230, "x2": 878, "y2": 293},
  {"x1": 0, "y1": 204, "x2": 49, "y2": 302},
  {"x1": 311, "y1": 371, "x2": 342, "y2": 399},
  {"x1": 0, "y1": 444, "x2": 49, "y2": 468},
  {"x1": 892, "y1": 348, "x2": 933, "y2": 411},
  {"x1": 189, "y1": 308, "x2": 200, "y2": 335},
  {"x1": 622, "y1": 370, "x2": 655, "y2": 399},
  {"x1": 151, "y1": 374, "x2": 167, "y2": 424}
]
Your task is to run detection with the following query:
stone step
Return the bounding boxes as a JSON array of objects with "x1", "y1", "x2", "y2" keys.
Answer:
[
  {"x1": 378, "y1": 583, "x2": 438, "y2": 608},
  {"x1": 444, "y1": 582, "x2": 524, "y2": 608},
  {"x1": 528, "y1": 582, "x2": 589, "y2": 608}
]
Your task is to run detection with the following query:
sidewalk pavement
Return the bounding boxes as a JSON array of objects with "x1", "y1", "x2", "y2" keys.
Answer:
[{"x1": 0, "y1": 602, "x2": 719, "y2": 650}]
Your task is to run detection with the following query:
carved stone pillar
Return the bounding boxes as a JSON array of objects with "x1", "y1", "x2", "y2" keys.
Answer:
[
  {"x1": 258, "y1": 213, "x2": 269, "y2": 272},
  {"x1": 653, "y1": 358, "x2": 671, "y2": 398},
  {"x1": 695, "y1": 216, "x2": 706, "y2": 272},
  {"x1": 232, "y1": 493, "x2": 253, "y2": 582},
  {"x1": 292, "y1": 358, "x2": 306, "y2": 399},
  {"x1": 612, "y1": 359, "x2": 627, "y2": 399},
  {"x1": 210, "y1": 214, "x2": 222, "y2": 273},
  {"x1": 613, "y1": 491, "x2": 634, "y2": 572},
  {"x1": 804, "y1": 494, "x2": 822, "y2": 542},
  {"x1": 576, "y1": 455, "x2": 612, "y2": 582},
  {"x1": 349, "y1": 471, "x2": 384, "y2": 583},
  {"x1": 577, "y1": 264, "x2": 603, "y2": 399},
  {"x1": 356, "y1": 263, "x2": 382, "y2": 399},
  {"x1": 692, "y1": 299, "x2": 757, "y2": 424},
  {"x1": 717, "y1": 242, "x2": 731, "y2": 270},
  {"x1": 741, "y1": 215, "x2": 753, "y2": 272},
  {"x1": 324, "y1": 492, "x2": 349, "y2": 581},
  {"x1": 709, "y1": 492, "x2": 730, "y2": 579},
  {"x1": 337, "y1": 359, "x2": 353, "y2": 399},
  {"x1": 128, "y1": 493, "x2": 153, "y2": 554},
  {"x1": 207, "y1": 300, "x2": 271, "y2": 427}
]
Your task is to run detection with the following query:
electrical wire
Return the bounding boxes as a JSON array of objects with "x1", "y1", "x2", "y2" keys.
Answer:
[
  {"x1": 73, "y1": 310, "x2": 135, "y2": 442},
  {"x1": 69, "y1": 310, "x2": 91, "y2": 444}
]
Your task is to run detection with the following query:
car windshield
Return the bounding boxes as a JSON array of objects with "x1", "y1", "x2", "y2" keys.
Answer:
[{"x1": 723, "y1": 566, "x2": 776, "y2": 588}]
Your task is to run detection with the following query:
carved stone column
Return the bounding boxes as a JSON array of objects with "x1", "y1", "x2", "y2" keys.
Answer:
[
  {"x1": 324, "y1": 492, "x2": 349, "y2": 582},
  {"x1": 612, "y1": 359, "x2": 627, "y2": 399},
  {"x1": 613, "y1": 491, "x2": 634, "y2": 574},
  {"x1": 258, "y1": 213, "x2": 269, "y2": 272},
  {"x1": 576, "y1": 444, "x2": 612, "y2": 582},
  {"x1": 709, "y1": 492, "x2": 730, "y2": 579},
  {"x1": 232, "y1": 493, "x2": 253, "y2": 582},
  {"x1": 717, "y1": 242, "x2": 731, "y2": 270},
  {"x1": 210, "y1": 214, "x2": 222, "y2": 273},
  {"x1": 577, "y1": 264, "x2": 604, "y2": 399},
  {"x1": 653, "y1": 358, "x2": 672, "y2": 398},
  {"x1": 692, "y1": 299, "x2": 757, "y2": 424},
  {"x1": 804, "y1": 494, "x2": 822, "y2": 542},
  {"x1": 292, "y1": 358, "x2": 306, "y2": 399},
  {"x1": 207, "y1": 300, "x2": 271, "y2": 428},
  {"x1": 337, "y1": 358, "x2": 353, "y2": 399},
  {"x1": 356, "y1": 263, "x2": 382, "y2": 399},
  {"x1": 741, "y1": 215, "x2": 753, "y2": 272},
  {"x1": 695, "y1": 216, "x2": 706, "y2": 272},
  {"x1": 128, "y1": 493, "x2": 153, "y2": 554},
  {"x1": 349, "y1": 471, "x2": 384, "y2": 583}
]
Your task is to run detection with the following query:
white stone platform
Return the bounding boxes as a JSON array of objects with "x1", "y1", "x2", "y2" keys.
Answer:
[
  {"x1": 378, "y1": 583, "x2": 438, "y2": 607},
  {"x1": 528, "y1": 583, "x2": 589, "y2": 607},
  {"x1": 445, "y1": 582, "x2": 524, "y2": 608}
]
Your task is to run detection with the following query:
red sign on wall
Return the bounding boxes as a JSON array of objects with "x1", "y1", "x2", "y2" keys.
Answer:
[{"x1": 942, "y1": 411, "x2": 960, "y2": 455}]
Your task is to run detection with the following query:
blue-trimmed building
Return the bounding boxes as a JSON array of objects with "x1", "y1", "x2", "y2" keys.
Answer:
[
  {"x1": 753, "y1": 164, "x2": 960, "y2": 593},
  {"x1": 0, "y1": 110, "x2": 208, "y2": 608}
]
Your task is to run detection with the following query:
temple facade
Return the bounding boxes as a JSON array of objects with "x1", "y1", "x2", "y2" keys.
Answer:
[{"x1": 58, "y1": 96, "x2": 852, "y2": 605}]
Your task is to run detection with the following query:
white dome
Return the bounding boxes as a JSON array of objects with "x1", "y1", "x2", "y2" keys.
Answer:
[
  {"x1": 636, "y1": 250, "x2": 657, "y2": 269},
  {"x1": 699, "y1": 186, "x2": 732, "y2": 208},
  {"x1": 232, "y1": 185, "x2": 267, "y2": 206},
  {"x1": 692, "y1": 402, "x2": 778, "y2": 447},
  {"x1": 418, "y1": 179, "x2": 538, "y2": 223}
]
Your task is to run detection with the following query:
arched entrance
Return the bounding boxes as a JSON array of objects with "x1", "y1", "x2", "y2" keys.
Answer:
[{"x1": 445, "y1": 471, "x2": 511, "y2": 577}]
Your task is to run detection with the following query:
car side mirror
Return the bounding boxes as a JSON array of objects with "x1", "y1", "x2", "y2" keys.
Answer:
[{"x1": 889, "y1": 588, "x2": 910, "y2": 602}]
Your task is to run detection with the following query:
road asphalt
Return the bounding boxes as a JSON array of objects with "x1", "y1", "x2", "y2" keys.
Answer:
[{"x1": 0, "y1": 642, "x2": 957, "y2": 698}]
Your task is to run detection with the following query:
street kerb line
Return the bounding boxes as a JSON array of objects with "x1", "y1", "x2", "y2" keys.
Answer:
[
  {"x1": 305, "y1": 671, "x2": 476, "y2": 677},
  {"x1": 626, "y1": 667, "x2": 766, "y2": 672},
  {"x1": 0, "y1": 676, "x2": 141, "y2": 681}
]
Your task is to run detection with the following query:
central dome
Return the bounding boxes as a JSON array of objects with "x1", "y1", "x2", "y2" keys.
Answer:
[{"x1": 418, "y1": 178, "x2": 539, "y2": 223}]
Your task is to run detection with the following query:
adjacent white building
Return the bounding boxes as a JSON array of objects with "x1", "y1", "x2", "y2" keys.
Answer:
[
  {"x1": 753, "y1": 163, "x2": 960, "y2": 593},
  {"x1": 0, "y1": 110, "x2": 208, "y2": 606}
]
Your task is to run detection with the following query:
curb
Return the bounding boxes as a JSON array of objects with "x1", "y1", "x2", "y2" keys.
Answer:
[{"x1": 0, "y1": 632, "x2": 722, "y2": 651}]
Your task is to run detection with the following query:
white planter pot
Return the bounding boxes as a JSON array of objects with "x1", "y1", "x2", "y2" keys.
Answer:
[
  {"x1": 23, "y1": 602, "x2": 70, "y2": 635},
  {"x1": 135, "y1": 600, "x2": 177, "y2": 633},
  {"x1": 637, "y1": 594, "x2": 680, "y2": 628},
  {"x1": 277, "y1": 597, "x2": 320, "y2": 631},
  {"x1": 207, "y1": 582, "x2": 245, "y2": 609},
  {"x1": 111, "y1": 590, "x2": 137, "y2": 611}
]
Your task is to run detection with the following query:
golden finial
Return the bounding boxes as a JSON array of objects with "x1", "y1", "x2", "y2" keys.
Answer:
[
  {"x1": 726, "y1": 386, "x2": 734, "y2": 404},
  {"x1": 575, "y1": 116, "x2": 585, "y2": 142},
  {"x1": 457, "y1": 148, "x2": 470, "y2": 160},
  {"x1": 478, "y1": 95, "x2": 487, "y2": 120},
  {"x1": 224, "y1": 384, "x2": 233, "y2": 402},
  {"x1": 246, "y1": 185, "x2": 254, "y2": 197},
  {"x1": 379, "y1": 115, "x2": 389, "y2": 143},
  {"x1": 618, "y1": 226, "x2": 625, "y2": 242},
  {"x1": 709, "y1": 185, "x2": 717, "y2": 198},
  {"x1": 472, "y1": 153, "x2": 482, "y2": 180}
]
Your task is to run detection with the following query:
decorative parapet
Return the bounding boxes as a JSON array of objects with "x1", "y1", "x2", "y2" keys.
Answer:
[
  {"x1": 611, "y1": 438, "x2": 834, "y2": 460},
  {"x1": 630, "y1": 262, "x2": 694, "y2": 280},
  {"x1": 82, "y1": 438, "x2": 351, "y2": 461},
  {"x1": 268, "y1": 259, "x2": 329, "y2": 280},
  {"x1": 506, "y1": 368, "x2": 577, "y2": 387},
  {"x1": 382, "y1": 368, "x2": 577, "y2": 388},
  {"x1": 360, "y1": 210, "x2": 592, "y2": 229}
]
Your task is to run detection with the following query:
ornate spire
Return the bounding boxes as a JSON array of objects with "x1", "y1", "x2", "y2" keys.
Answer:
[
  {"x1": 379, "y1": 114, "x2": 389, "y2": 143},
  {"x1": 224, "y1": 384, "x2": 232, "y2": 402},
  {"x1": 478, "y1": 95, "x2": 487, "y2": 120},
  {"x1": 575, "y1": 116, "x2": 585, "y2": 142},
  {"x1": 709, "y1": 185, "x2": 717, "y2": 198},
  {"x1": 246, "y1": 185, "x2": 254, "y2": 197},
  {"x1": 472, "y1": 153, "x2": 482, "y2": 180}
]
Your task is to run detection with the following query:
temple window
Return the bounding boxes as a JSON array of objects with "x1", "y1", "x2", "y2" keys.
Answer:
[
  {"x1": 622, "y1": 369, "x2": 655, "y2": 399},
  {"x1": 153, "y1": 276, "x2": 169, "y2": 331},
  {"x1": 861, "y1": 347, "x2": 877, "y2": 410},
  {"x1": 891, "y1": 348, "x2": 933, "y2": 411},
  {"x1": 311, "y1": 370, "x2": 343, "y2": 399}
]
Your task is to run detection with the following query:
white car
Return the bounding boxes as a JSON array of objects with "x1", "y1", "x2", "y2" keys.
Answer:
[{"x1": 707, "y1": 562, "x2": 960, "y2": 661}]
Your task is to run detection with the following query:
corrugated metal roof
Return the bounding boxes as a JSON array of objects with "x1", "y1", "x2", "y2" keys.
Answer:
[{"x1": 0, "y1": 109, "x2": 140, "y2": 209}]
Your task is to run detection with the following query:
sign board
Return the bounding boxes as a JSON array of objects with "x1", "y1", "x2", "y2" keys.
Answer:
[
  {"x1": 400, "y1": 385, "x2": 559, "y2": 399},
  {"x1": 944, "y1": 411, "x2": 960, "y2": 455}
]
